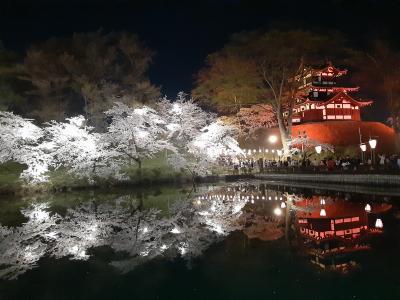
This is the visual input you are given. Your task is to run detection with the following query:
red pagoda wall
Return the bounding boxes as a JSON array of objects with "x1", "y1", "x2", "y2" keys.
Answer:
[
  {"x1": 242, "y1": 121, "x2": 398, "y2": 155},
  {"x1": 293, "y1": 121, "x2": 398, "y2": 154}
]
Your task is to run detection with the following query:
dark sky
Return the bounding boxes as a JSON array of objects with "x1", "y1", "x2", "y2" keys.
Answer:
[{"x1": 1, "y1": 0, "x2": 399, "y2": 111}]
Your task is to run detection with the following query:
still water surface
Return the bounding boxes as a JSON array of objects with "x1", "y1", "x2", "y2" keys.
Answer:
[{"x1": 0, "y1": 181, "x2": 400, "y2": 299}]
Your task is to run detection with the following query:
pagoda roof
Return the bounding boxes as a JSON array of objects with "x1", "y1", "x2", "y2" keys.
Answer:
[
  {"x1": 293, "y1": 91, "x2": 373, "y2": 109},
  {"x1": 312, "y1": 63, "x2": 348, "y2": 77},
  {"x1": 308, "y1": 85, "x2": 359, "y2": 93},
  {"x1": 324, "y1": 91, "x2": 373, "y2": 107}
]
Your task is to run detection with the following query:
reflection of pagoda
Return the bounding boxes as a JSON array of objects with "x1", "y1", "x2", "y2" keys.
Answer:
[
  {"x1": 289, "y1": 63, "x2": 373, "y2": 124},
  {"x1": 295, "y1": 196, "x2": 391, "y2": 272}
]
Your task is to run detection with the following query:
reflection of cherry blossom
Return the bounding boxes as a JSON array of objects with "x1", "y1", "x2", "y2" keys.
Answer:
[{"x1": 0, "y1": 190, "x2": 247, "y2": 279}]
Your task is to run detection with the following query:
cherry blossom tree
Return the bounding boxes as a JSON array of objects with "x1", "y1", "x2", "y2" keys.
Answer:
[
  {"x1": 288, "y1": 136, "x2": 334, "y2": 158},
  {"x1": 44, "y1": 116, "x2": 124, "y2": 182},
  {"x1": 236, "y1": 104, "x2": 277, "y2": 137},
  {"x1": 159, "y1": 93, "x2": 244, "y2": 179},
  {"x1": 0, "y1": 111, "x2": 50, "y2": 183},
  {"x1": 105, "y1": 102, "x2": 173, "y2": 176}
]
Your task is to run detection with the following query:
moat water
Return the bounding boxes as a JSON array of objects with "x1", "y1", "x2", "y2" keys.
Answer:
[{"x1": 0, "y1": 181, "x2": 399, "y2": 299}]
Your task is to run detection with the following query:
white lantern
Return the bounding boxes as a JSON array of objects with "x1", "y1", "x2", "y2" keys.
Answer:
[
  {"x1": 360, "y1": 143, "x2": 367, "y2": 152},
  {"x1": 375, "y1": 218, "x2": 383, "y2": 228},
  {"x1": 364, "y1": 204, "x2": 371, "y2": 212},
  {"x1": 369, "y1": 139, "x2": 377, "y2": 149},
  {"x1": 315, "y1": 145, "x2": 322, "y2": 154},
  {"x1": 280, "y1": 202, "x2": 286, "y2": 208},
  {"x1": 320, "y1": 208, "x2": 327, "y2": 217}
]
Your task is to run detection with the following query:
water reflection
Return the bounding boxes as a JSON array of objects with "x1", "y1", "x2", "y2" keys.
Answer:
[{"x1": 0, "y1": 183, "x2": 395, "y2": 280}]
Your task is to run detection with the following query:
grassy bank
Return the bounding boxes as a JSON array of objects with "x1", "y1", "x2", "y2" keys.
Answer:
[
  {"x1": 0, "y1": 154, "x2": 230, "y2": 195},
  {"x1": 0, "y1": 155, "x2": 190, "y2": 195}
]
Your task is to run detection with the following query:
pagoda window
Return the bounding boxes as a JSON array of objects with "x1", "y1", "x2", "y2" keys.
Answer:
[
  {"x1": 344, "y1": 115, "x2": 351, "y2": 119},
  {"x1": 327, "y1": 104, "x2": 334, "y2": 108},
  {"x1": 336, "y1": 104, "x2": 342, "y2": 108},
  {"x1": 318, "y1": 75, "x2": 321, "y2": 82},
  {"x1": 343, "y1": 104, "x2": 351, "y2": 108},
  {"x1": 313, "y1": 91, "x2": 318, "y2": 97}
]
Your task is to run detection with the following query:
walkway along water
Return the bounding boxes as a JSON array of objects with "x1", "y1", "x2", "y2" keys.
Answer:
[{"x1": 253, "y1": 173, "x2": 400, "y2": 186}]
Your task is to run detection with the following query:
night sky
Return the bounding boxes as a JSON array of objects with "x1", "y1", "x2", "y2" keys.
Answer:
[{"x1": 1, "y1": 0, "x2": 399, "y2": 116}]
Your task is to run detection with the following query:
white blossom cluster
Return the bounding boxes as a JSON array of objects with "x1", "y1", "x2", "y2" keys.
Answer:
[{"x1": 0, "y1": 93, "x2": 244, "y2": 184}]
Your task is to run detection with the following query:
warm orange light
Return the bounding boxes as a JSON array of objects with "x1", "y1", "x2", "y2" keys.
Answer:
[{"x1": 268, "y1": 135, "x2": 278, "y2": 144}]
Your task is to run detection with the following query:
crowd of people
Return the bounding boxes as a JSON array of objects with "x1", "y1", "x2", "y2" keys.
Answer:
[{"x1": 231, "y1": 154, "x2": 400, "y2": 174}]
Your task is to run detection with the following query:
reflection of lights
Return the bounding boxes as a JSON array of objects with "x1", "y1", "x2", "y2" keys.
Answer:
[
  {"x1": 280, "y1": 202, "x2": 286, "y2": 208},
  {"x1": 375, "y1": 218, "x2": 383, "y2": 228},
  {"x1": 320, "y1": 209, "x2": 327, "y2": 217},
  {"x1": 274, "y1": 207, "x2": 282, "y2": 216},
  {"x1": 160, "y1": 244, "x2": 168, "y2": 251},
  {"x1": 268, "y1": 135, "x2": 278, "y2": 144},
  {"x1": 143, "y1": 227, "x2": 148, "y2": 233},
  {"x1": 365, "y1": 204, "x2": 371, "y2": 212}
]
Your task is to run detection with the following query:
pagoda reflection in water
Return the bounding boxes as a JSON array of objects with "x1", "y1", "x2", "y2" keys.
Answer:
[
  {"x1": 294, "y1": 196, "x2": 391, "y2": 272},
  {"x1": 200, "y1": 183, "x2": 392, "y2": 273}
]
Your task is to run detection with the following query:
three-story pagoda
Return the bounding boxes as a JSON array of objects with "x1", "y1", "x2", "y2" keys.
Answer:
[{"x1": 289, "y1": 63, "x2": 373, "y2": 124}]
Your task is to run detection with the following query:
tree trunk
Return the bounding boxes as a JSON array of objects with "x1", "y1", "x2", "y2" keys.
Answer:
[
  {"x1": 138, "y1": 159, "x2": 142, "y2": 180},
  {"x1": 276, "y1": 106, "x2": 289, "y2": 153}
]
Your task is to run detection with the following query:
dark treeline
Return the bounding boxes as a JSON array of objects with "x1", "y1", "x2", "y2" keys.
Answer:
[{"x1": 1, "y1": 27, "x2": 400, "y2": 131}]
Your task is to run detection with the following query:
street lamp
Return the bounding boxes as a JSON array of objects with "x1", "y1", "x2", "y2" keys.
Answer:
[
  {"x1": 369, "y1": 139, "x2": 377, "y2": 165},
  {"x1": 273, "y1": 207, "x2": 282, "y2": 216},
  {"x1": 360, "y1": 143, "x2": 367, "y2": 164},
  {"x1": 268, "y1": 135, "x2": 278, "y2": 144}
]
